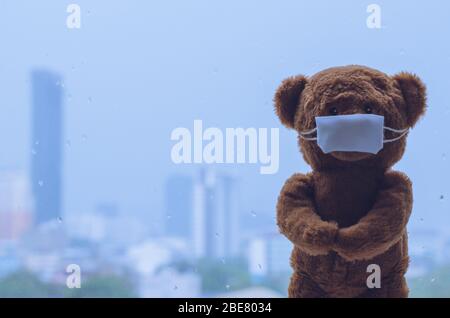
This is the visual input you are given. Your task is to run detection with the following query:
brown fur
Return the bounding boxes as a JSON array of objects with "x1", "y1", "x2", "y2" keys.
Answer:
[{"x1": 274, "y1": 65, "x2": 426, "y2": 298}]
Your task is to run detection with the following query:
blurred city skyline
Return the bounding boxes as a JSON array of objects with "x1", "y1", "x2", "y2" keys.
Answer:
[{"x1": 1, "y1": 1, "x2": 449, "y2": 233}]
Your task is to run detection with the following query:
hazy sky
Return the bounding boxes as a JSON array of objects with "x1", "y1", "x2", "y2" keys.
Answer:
[{"x1": 1, "y1": 1, "x2": 449, "y2": 233}]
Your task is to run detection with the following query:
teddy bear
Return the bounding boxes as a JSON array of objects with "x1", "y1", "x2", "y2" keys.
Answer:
[{"x1": 274, "y1": 65, "x2": 426, "y2": 298}]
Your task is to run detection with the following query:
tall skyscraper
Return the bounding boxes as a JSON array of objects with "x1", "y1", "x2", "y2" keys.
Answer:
[
  {"x1": 165, "y1": 175, "x2": 193, "y2": 239},
  {"x1": 192, "y1": 169, "x2": 240, "y2": 259},
  {"x1": 31, "y1": 70, "x2": 63, "y2": 224},
  {"x1": 165, "y1": 169, "x2": 240, "y2": 258},
  {"x1": 165, "y1": 169, "x2": 240, "y2": 259}
]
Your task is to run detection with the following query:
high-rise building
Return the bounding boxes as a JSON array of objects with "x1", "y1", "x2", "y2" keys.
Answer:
[
  {"x1": 165, "y1": 175, "x2": 194, "y2": 239},
  {"x1": 30, "y1": 70, "x2": 63, "y2": 224},
  {"x1": 0, "y1": 170, "x2": 34, "y2": 241},
  {"x1": 192, "y1": 169, "x2": 240, "y2": 259},
  {"x1": 165, "y1": 169, "x2": 240, "y2": 259}
]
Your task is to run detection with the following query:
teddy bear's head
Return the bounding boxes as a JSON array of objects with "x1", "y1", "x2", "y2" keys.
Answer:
[{"x1": 274, "y1": 65, "x2": 426, "y2": 170}]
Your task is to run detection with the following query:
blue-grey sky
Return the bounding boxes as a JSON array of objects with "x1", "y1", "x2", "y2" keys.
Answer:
[{"x1": 1, "y1": 0, "x2": 449, "y2": 232}]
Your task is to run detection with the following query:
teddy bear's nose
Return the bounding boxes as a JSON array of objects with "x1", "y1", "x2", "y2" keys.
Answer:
[{"x1": 342, "y1": 108, "x2": 365, "y2": 116}]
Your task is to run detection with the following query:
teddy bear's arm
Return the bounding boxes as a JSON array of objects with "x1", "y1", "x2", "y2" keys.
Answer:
[
  {"x1": 277, "y1": 173, "x2": 338, "y2": 256},
  {"x1": 333, "y1": 171, "x2": 412, "y2": 261}
]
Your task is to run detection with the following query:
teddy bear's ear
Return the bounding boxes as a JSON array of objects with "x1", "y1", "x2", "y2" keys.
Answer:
[
  {"x1": 393, "y1": 72, "x2": 427, "y2": 127},
  {"x1": 274, "y1": 75, "x2": 308, "y2": 129}
]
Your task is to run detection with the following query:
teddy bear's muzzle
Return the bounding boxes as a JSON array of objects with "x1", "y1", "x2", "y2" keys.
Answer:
[{"x1": 330, "y1": 151, "x2": 374, "y2": 162}]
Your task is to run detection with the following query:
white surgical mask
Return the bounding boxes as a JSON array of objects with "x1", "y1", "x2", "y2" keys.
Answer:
[{"x1": 300, "y1": 114, "x2": 408, "y2": 154}]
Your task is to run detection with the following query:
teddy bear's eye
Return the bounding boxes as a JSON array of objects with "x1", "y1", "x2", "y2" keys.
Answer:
[
  {"x1": 364, "y1": 104, "x2": 374, "y2": 114},
  {"x1": 329, "y1": 107, "x2": 338, "y2": 115}
]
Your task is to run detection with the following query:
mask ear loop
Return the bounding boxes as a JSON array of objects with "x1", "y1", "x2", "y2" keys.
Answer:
[
  {"x1": 383, "y1": 126, "x2": 409, "y2": 143},
  {"x1": 299, "y1": 127, "x2": 317, "y2": 141},
  {"x1": 384, "y1": 126, "x2": 409, "y2": 134}
]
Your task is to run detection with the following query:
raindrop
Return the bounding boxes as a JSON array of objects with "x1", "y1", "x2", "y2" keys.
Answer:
[
  {"x1": 57, "y1": 217, "x2": 63, "y2": 223},
  {"x1": 225, "y1": 284, "x2": 230, "y2": 290},
  {"x1": 167, "y1": 215, "x2": 172, "y2": 219},
  {"x1": 174, "y1": 285, "x2": 178, "y2": 290},
  {"x1": 66, "y1": 140, "x2": 71, "y2": 148},
  {"x1": 258, "y1": 264, "x2": 262, "y2": 270},
  {"x1": 215, "y1": 232, "x2": 220, "y2": 237},
  {"x1": 35, "y1": 140, "x2": 40, "y2": 146},
  {"x1": 431, "y1": 278, "x2": 436, "y2": 283},
  {"x1": 440, "y1": 195, "x2": 444, "y2": 201},
  {"x1": 38, "y1": 180, "x2": 44, "y2": 187},
  {"x1": 88, "y1": 97, "x2": 93, "y2": 103},
  {"x1": 221, "y1": 258, "x2": 226, "y2": 264},
  {"x1": 399, "y1": 49, "x2": 406, "y2": 56},
  {"x1": 442, "y1": 153, "x2": 447, "y2": 161},
  {"x1": 250, "y1": 210, "x2": 257, "y2": 217},
  {"x1": 31, "y1": 148, "x2": 37, "y2": 156},
  {"x1": 420, "y1": 218, "x2": 424, "y2": 221},
  {"x1": 81, "y1": 134, "x2": 88, "y2": 142}
]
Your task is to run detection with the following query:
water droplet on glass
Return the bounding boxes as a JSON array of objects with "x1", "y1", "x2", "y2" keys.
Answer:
[
  {"x1": 31, "y1": 148, "x2": 37, "y2": 156},
  {"x1": 431, "y1": 278, "x2": 436, "y2": 283},
  {"x1": 399, "y1": 49, "x2": 406, "y2": 56},
  {"x1": 225, "y1": 284, "x2": 230, "y2": 290},
  {"x1": 442, "y1": 153, "x2": 447, "y2": 161},
  {"x1": 88, "y1": 97, "x2": 93, "y2": 103},
  {"x1": 174, "y1": 285, "x2": 178, "y2": 290},
  {"x1": 38, "y1": 180, "x2": 44, "y2": 187},
  {"x1": 420, "y1": 218, "x2": 424, "y2": 221},
  {"x1": 167, "y1": 215, "x2": 172, "y2": 219},
  {"x1": 258, "y1": 264, "x2": 262, "y2": 270},
  {"x1": 57, "y1": 217, "x2": 63, "y2": 223},
  {"x1": 35, "y1": 141, "x2": 40, "y2": 146},
  {"x1": 221, "y1": 258, "x2": 226, "y2": 264},
  {"x1": 250, "y1": 210, "x2": 257, "y2": 217},
  {"x1": 215, "y1": 232, "x2": 220, "y2": 237},
  {"x1": 82, "y1": 134, "x2": 88, "y2": 142},
  {"x1": 66, "y1": 140, "x2": 71, "y2": 147},
  {"x1": 440, "y1": 195, "x2": 444, "y2": 201}
]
